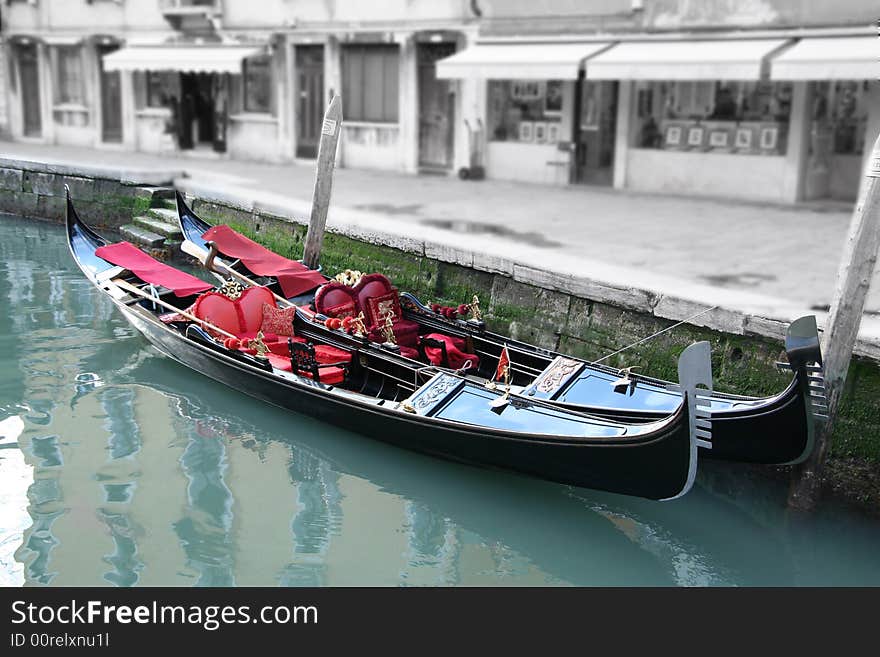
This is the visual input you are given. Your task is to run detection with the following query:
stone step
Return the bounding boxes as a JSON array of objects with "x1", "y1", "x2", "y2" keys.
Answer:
[
  {"x1": 134, "y1": 185, "x2": 175, "y2": 200},
  {"x1": 146, "y1": 206, "x2": 180, "y2": 225},
  {"x1": 120, "y1": 224, "x2": 166, "y2": 248},
  {"x1": 133, "y1": 215, "x2": 182, "y2": 239},
  {"x1": 155, "y1": 196, "x2": 177, "y2": 210}
]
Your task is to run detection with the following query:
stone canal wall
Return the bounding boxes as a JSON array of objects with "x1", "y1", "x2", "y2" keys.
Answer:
[
  {"x1": 1, "y1": 157, "x2": 878, "y2": 508},
  {"x1": 0, "y1": 156, "x2": 183, "y2": 230}
]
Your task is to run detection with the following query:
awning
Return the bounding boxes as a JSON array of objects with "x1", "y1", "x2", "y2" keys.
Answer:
[
  {"x1": 436, "y1": 42, "x2": 612, "y2": 80},
  {"x1": 102, "y1": 45, "x2": 265, "y2": 74},
  {"x1": 771, "y1": 36, "x2": 878, "y2": 80},
  {"x1": 586, "y1": 39, "x2": 790, "y2": 80},
  {"x1": 43, "y1": 35, "x2": 84, "y2": 46}
]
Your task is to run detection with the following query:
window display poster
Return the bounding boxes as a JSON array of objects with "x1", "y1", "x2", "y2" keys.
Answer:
[
  {"x1": 545, "y1": 80, "x2": 563, "y2": 116},
  {"x1": 518, "y1": 121, "x2": 534, "y2": 142},
  {"x1": 534, "y1": 121, "x2": 548, "y2": 143},
  {"x1": 511, "y1": 80, "x2": 544, "y2": 102}
]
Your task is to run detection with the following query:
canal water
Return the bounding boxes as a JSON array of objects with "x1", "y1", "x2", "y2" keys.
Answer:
[{"x1": 1, "y1": 213, "x2": 878, "y2": 587}]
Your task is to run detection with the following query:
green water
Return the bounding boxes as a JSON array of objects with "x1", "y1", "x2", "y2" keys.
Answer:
[{"x1": 1, "y1": 214, "x2": 879, "y2": 587}]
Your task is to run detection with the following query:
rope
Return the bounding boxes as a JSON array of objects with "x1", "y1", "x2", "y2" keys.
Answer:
[{"x1": 594, "y1": 305, "x2": 719, "y2": 365}]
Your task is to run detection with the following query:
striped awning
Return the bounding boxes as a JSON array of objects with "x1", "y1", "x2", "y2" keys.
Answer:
[
  {"x1": 770, "y1": 36, "x2": 879, "y2": 80},
  {"x1": 102, "y1": 45, "x2": 265, "y2": 74}
]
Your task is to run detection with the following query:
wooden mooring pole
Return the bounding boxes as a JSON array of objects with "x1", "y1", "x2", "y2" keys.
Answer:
[
  {"x1": 302, "y1": 94, "x2": 343, "y2": 271},
  {"x1": 788, "y1": 133, "x2": 880, "y2": 511}
]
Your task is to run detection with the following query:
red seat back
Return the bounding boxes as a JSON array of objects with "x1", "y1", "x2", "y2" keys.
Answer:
[
  {"x1": 191, "y1": 286, "x2": 277, "y2": 336},
  {"x1": 192, "y1": 292, "x2": 242, "y2": 336},
  {"x1": 237, "y1": 286, "x2": 276, "y2": 333},
  {"x1": 314, "y1": 282, "x2": 359, "y2": 318},
  {"x1": 353, "y1": 274, "x2": 397, "y2": 328}
]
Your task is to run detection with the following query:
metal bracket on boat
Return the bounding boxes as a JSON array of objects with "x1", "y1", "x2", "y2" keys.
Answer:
[
  {"x1": 677, "y1": 341, "x2": 713, "y2": 451},
  {"x1": 611, "y1": 366, "x2": 641, "y2": 395}
]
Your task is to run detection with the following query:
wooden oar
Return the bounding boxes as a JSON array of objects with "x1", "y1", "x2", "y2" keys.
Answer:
[
  {"x1": 181, "y1": 239, "x2": 295, "y2": 308},
  {"x1": 112, "y1": 277, "x2": 238, "y2": 340}
]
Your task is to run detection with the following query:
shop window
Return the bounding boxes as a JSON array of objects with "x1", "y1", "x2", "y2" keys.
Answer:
[
  {"x1": 488, "y1": 80, "x2": 563, "y2": 144},
  {"x1": 633, "y1": 80, "x2": 793, "y2": 156},
  {"x1": 146, "y1": 72, "x2": 168, "y2": 108},
  {"x1": 243, "y1": 55, "x2": 273, "y2": 114},
  {"x1": 55, "y1": 47, "x2": 84, "y2": 105},
  {"x1": 342, "y1": 45, "x2": 399, "y2": 123},
  {"x1": 811, "y1": 81, "x2": 869, "y2": 156}
]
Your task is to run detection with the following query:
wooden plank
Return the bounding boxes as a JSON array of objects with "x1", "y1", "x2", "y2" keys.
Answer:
[
  {"x1": 302, "y1": 94, "x2": 342, "y2": 271},
  {"x1": 789, "y1": 133, "x2": 880, "y2": 511}
]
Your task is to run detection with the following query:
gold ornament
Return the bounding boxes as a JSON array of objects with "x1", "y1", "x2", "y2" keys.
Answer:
[
  {"x1": 351, "y1": 311, "x2": 367, "y2": 338},
  {"x1": 218, "y1": 278, "x2": 243, "y2": 300},
  {"x1": 469, "y1": 295, "x2": 483, "y2": 321},
  {"x1": 381, "y1": 310, "x2": 397, "y2": 345},
  {"x1": 251, "y1": 330, "x2": 269, "y2": 360},
  {"x1": 334, "y1": 269, "x2": 364, "y2": 287}
]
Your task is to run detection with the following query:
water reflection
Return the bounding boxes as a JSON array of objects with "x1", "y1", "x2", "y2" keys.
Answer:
[{"x1": 2, "y1": 213, "x2": 880, "y2": 587}]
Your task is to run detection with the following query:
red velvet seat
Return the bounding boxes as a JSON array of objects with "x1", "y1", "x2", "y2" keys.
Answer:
[
  {"x1": 421, "y1": 333, "x2": 479, "y2": 371},
  {"x1": 353, "y1": 274, "x2": 420, "y2": 348},
  {"x1": 314, "y1": 282, "x2": 359, "y2": 319},
  {"x1": 288, "y1": 341, "x2": 347, "y2": 385},
  {"x1": 191, "y1": 286, "x2": 352, "y2": 367}
]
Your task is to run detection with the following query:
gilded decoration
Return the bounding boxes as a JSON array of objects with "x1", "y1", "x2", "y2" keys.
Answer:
[
  {"x1": 536, "y1": 358, "x2": 581, "y2": 394},
  {"x1": 415, "y1": 374, "x2": 460, "y2": 410}
]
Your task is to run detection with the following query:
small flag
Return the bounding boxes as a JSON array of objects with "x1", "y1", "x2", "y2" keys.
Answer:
[{"x1": 495, "y1": 346, "x2": 510, "y2": 382}]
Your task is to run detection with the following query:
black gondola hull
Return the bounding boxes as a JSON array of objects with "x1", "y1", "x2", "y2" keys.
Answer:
[{"x1": 119, "y1": 304, "x2": 693, "y2": 500}]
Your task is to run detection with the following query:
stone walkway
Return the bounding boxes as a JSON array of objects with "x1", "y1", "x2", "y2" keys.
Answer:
[{"x1": 2, "y1": 139, "x2": 876, "y2": 320}]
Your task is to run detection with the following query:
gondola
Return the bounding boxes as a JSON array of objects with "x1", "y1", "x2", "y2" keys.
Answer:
[
  {"x1": 175, "y1": 190, "x2": 827, "y2": 466},
  {"x1": 67, "y1": 189, "x2": 709, "y2": 501}
]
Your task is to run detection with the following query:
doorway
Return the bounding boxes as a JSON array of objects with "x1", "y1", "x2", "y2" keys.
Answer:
[
  {"x1": 573, "y1": 80, "x2": 618, "y2": 185},
  {"x1": 98, "y1": 44, "x2": 122, "y2": 143},
  {"x1": 417, "y1": 42, "x2": 456, "y2": 171},
  {"x1": 295, "y1": 45, "x2": 324, "y2": 159},
  {"x1": 178, "y1": 72, "x2": 216, "y2": 150},
  {"x1": 17, "y1": 44, "x2": 41, "y2": 138}
]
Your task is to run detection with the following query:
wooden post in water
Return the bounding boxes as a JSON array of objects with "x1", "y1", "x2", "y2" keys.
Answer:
[
  {"x1": 302, "y1": 94, "x2": 342, "y2": 271},
  {"x1": 788, "y1": 133, "x2": 880, "y2": 511}
]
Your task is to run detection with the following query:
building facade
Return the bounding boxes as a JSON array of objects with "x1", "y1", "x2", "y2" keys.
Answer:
[
  {"x1": 0, "y1": 0, "x2": 480, "y2": 172},
  {"x1": 439, "y1": 0, "x2": 879, "y2": 203},
  {"x1": 1, "y1": 0, "x2": 877, "y2": 203}
]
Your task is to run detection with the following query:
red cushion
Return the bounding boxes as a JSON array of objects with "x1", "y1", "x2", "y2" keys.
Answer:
[
  {"x1": 191, "y1": 292, "x2": 242, "y2": 336},
  {"x1": 353, "y1": 273, "x2": 394, "y2": 320},
  {"x1": 314, "y1": 345, "x2": 353, "y2": 364},
  {"x1": 237, "y1": 287, "x2": 276, "y2": 333},
  {"x1": 367, "y1": 318, "x2": 419, "y2": 348},
  {"x1": 423, "y1": 333, "x2": 480, "y2": 371},
  {"x1": 261, "y1": 303, "x2": 296, "y2": 336},
  {"x1": 324, "y1": 300, "x2": 357, "y2": 319},
  {"x1": 191, "y1": 286, "x2": 276, "y2": 337},
  {"x1": 267, "y1": 353, "x2": 292, "y2": 372},
  {"x1": 364, "y1": 291, "x2": 401, "y2": 327},
  {"x1": 399, "y1": 345, "x2": 420, "y2": 360},
  {"x1": 314, "y1": 282, "x2": 359, "y2": 317},
  {"x1": 239, "y1": 331, "x2": 279, "y2": 342}
]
